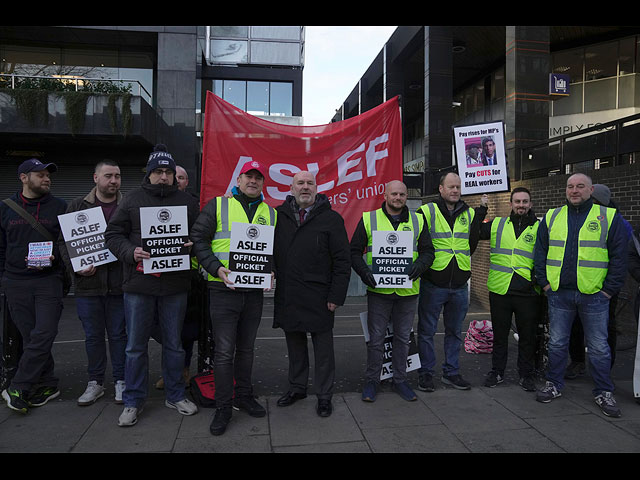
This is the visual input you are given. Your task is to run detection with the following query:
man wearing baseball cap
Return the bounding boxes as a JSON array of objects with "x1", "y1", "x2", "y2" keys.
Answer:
[
  {"x1": 191, "y1": 159, "x2": 276, "y2": 436},
  {"x1": 1, "y1": 158, "x2": 67, "y2": 413},
  {"x1": 105, "y1": 144, "x2": 200, "y2": 427}
]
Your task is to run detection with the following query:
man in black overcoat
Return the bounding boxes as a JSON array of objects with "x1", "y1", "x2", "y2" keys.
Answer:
[{"x1": 273, "y1": 171, "x2": 351, "y2": 417}]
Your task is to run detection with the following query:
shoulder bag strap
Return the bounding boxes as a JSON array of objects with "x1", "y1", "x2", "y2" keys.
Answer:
[{"x1": 2, "y1": 198, "x2": 54, "y2": 242}]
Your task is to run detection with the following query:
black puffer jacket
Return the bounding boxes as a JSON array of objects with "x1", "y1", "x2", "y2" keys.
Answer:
[
  {"x1": 59, "y1": 187, "x2": 124, "y2": 296},
  {"x1": 104, "y1": 177, "x2": 199, "y2": 296}
]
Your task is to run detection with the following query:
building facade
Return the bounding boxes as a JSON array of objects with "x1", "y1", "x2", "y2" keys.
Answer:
[
  {"x1": 332, "y1": 26, "x2": 640, "y2": 337},
  {"x1": 0, "y1": 25, "x2": 304, "y2": 201}
]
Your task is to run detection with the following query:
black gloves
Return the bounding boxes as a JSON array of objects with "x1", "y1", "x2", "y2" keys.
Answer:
[{"x1": 362, "y1": 270, "x2": 377, "y2": 288}]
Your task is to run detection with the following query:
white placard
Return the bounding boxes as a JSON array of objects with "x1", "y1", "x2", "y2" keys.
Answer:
[
  {"x1": 140, "y1": 205, "x2": 190, "y2": 274},
  {"x1": 27, "y1": 241, "x2": 53, "y2": 268},
  {"x1": 360, "y1": 312, "x2": 421, "y2": 381},
  {"x1": 453, "y1": 121, "x2": 509, "y2": 196},
  {"x1": 58, "y1": 207, "x2": 117, "y2": 272},
  {"x1": 227, "y1": 222, "x2": 274, "y2": 289},
  {"x1": 371, "y1": 230, "x2": 413, "y2": 289}
]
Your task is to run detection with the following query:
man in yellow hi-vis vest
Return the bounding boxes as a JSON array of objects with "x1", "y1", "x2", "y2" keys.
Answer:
[
  {"x1": 533, "y1": 173, "x2": 628, "y2": 418},
  {"x1": 191, "y1": 160, "x2": 276, "y2": 435},
  {"x1": 416, "y1": 172, "x2": 487, "y2": 392},
  {"x1": 351, "y1": 181, "x2": 434, "y2": 403},
  {"x1": 479, "y1": 186, "x2": 541, "y2": 392}
]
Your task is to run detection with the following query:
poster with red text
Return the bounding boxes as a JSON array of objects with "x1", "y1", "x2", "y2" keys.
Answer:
[
  {"x1": 453, "y1": 121, "x2": 509, "y2": 196},
  {"x1": 200, "y1": 92, "x2": 403, "y2": 238}
]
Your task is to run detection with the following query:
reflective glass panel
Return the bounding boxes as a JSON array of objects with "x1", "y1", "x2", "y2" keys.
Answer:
[
  {"x1": 250, "y1": 41, "x2": 300, "y2": 65},
  {"x1": 247, "y1": 81, "x2": 269, "y2": 115},
  {"x1": 210, "y1": 39, "x2": 248, "y2": 64},
  {"x1": 223, "y1": 80, "x2": 246, "y2": 110},
  {"x1": 251, "y1": 26, "x2": 300, "y2": 41},
  {"x1": 269, "y1": 82, "x2": 292, "y2": 116},
  {"x1": 211, "y1": 26, "x2": 248, "y2": 38},
  {"x1": 585, "y1": 42, "x2": 617, "y2": 80},
  {"x1": 553, "y1": 48, "x2": 584, "y2": 83}
]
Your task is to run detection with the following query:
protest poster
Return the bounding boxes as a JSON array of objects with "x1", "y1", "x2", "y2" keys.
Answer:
[
  {"x1": 453, "y1": 121, "x2": 509, "y2": 196},
  {"x1": 360, "y1": 312, "x2": 421, "y2": 381},
  {"x1": 58, "y1": 207, "x2": 116, "y2": 272},
  {"x1": 27, "y1": 241, "x2": 52, "y2": 268},
  {"x1": 140, "y1": 205, "x2": 190, "y2": 274},
  {"x1": 227, "y1": 222, "x2": 274, "y2": 289},
  {"x1": 371, "y1": 230, "x2": 413, "y2": 289}
]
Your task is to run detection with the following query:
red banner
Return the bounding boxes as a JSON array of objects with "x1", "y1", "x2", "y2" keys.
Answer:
[{"x1": 200, "y1": 92, "x2": 403, "y2": 238}]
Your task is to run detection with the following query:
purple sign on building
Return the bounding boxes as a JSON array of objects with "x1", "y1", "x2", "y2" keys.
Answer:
[{"x1": 550, "y1": 73, "x2": 570, "y2": 96}]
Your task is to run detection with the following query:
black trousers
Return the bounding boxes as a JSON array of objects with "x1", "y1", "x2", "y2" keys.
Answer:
[
  {"x1": 489, "y1": 292, "x2": 540, "y2": 378},
  {"x1": 4, "y1": 276, "x2": 63, "y2": 392},
  {"x1": 284, "y1": 329, "x2": 334, "y2": 401}
]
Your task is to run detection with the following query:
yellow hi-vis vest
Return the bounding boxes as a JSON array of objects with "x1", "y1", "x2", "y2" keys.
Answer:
[
  {"x1": 545, "y1": 204, "x2": 614, "y2": 294},
  {"x1": 208, "y1": 196, "x2": 277, "y2": 282},
  {"x1": 363, "y1": 208, "x2": 424, "y2": 296},
  {"x1": 487, "y1": 216, "x2": 539, "y2": 295},
  {"x1": 418, "y1": 202, "x2": 474, "y2": 271}
]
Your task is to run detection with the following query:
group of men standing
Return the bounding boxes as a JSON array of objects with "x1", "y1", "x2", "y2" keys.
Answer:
[{"x1": 0, "y1": 147, "x2": 632, "y2": 439}]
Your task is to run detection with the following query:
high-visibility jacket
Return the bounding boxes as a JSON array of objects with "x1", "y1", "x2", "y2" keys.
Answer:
[
  {"x1": 418, "y1": 202, "x2": 474, "y2": 271},
  {"x1": 363, "y1": 208, "x2": 424, "y2": 296},
  {"x1": 487, "y1": 216, "x2": 539, "y2": 295},
  {"x1": 545, "y1": 204, "x2": 614, "y2": 294},
  {"x1": 208, "y1": 196, "x2": 277, "y2": 282}
]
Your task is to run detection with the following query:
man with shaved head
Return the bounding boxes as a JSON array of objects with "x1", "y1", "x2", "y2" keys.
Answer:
[
  {"x1": 533, "y1": 172, "x2": 628, "y2": 417},
  {"x1": 351, "y1": 180, "x2": 433, "y2": 402},
  {"x1": 273, "y1": 171, "x2": 351, "y2": 417}
]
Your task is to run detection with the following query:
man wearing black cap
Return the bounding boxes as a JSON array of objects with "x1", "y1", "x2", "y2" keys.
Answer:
[
  {"x1": 105, "y1": 145, "x2": 200, "y2": 427},
  {"x1": 0, "y1": 159, "x2": 67, "y2": 413},
  {"x1": 191, "y1": 160, "x2": 276, "y2": 436}
]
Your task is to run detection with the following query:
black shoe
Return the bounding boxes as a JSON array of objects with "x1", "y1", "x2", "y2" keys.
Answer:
[
  {"x1": 519, "y1": 375, "x2": 537, "y2": 392},
  {"x1": 277, "y1": 391, "x2": 307, "y2": 407},
  {"x1": 233, "y1": 395, "x2": 266, "y2": 417},
  {"x1": 210, "y1": 407, "x2": 232, "y2": 436},
  {"x1": 417, "y1": 373, "x2": 435, "y2": 392},
  {"x1": 2, "y1": 388, "x2": 30, "y2": 414},
  {"x1": 28, "y1": 386, "x2": 60, "y2": 407},
  {"x1": 442, "y1": 374, "x2": 471, "y2": 390},
  {"x1": 316, "y1": 399, "x2": 332, "y2": 417},
  {"x1": 484, "y1": 370, "x2": 503, "y2": 388}
]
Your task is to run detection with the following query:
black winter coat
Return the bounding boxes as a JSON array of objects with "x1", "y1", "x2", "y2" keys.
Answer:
[
  {"x1": 59, "y1": 187, "x2": 124, "y2": 296},
  {"x1": 104, "y1": 178, "x2": 200, "y2": 296},
  {"x1": 273, "y1": 194, "x2": 351, "y2": 332}
]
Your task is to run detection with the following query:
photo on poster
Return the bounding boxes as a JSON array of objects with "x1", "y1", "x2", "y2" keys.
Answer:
[{"x1": 453, "y1": 121, "x2": 509, "y2": 196}]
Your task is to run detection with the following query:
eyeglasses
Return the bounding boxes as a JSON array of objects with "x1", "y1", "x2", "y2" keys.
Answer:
[{"x1": 151, "y1": 169, "x2": 173, "y2": 176}]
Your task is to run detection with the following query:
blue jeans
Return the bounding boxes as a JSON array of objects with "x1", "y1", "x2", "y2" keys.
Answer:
[
  {"x1": 76, "y1": 295, "x2": 126, "y2": 384},
  {"x1": 122, "y1": 292, "x2": 188, "y2": 408},
  {"x1": 546, "y1": 289, "x2": 614, "y2": 396},
  {"x1": 417, "y1": 281, "x2": 469, "y2": 376}
]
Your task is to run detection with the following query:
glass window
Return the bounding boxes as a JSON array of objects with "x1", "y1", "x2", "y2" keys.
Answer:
[
  {"x1": 222, "y1": 80, "x2": 246, "y2": 110},
  {"x1": 247, "y1": 81, "x2": 269, "y2": 115},
  {"x1": 210, "y1": 39, "x2": 248, "y2": 64},
  {"x1": 491, "y1": 67, "x2": 505, "y2": 101},
  {"x1": 251, "y1": 26, "x2": 300, "y2": 41},
  {"x1": 553, "y1": 48, "x2": 584, "y2": 83},
  {"x1": 619, "y1": 36, "x2": 635, "y2": 75},
  {"x1": 585, "y1": 42, "x2": 617, "y2": 80},
  {"x1": 552, "y1": 83, "x2": 583, "y2": 116},
  {"x1": 619, "y1": 74, "x2": 639, "y2": 108},
  {"x1": 250, "y1": 41, "x2": 301, "y2": 66},
  {"x1": 270, "y1": 82, "x2": 292, "y2": 116},
  {"x1": 210, "y1": 26, "x2": 248, "y2": 38},
  {"x1": 584, "y1": 77, "x2": 616, "y2": 112}
]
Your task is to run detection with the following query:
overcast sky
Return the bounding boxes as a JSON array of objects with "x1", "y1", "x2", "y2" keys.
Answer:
[{"x1": 302, "y1": 26, "x2": 397, "y2": 126}]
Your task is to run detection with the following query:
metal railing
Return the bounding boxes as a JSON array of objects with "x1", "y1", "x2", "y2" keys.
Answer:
[
  {"x1": 518, "y1": 112, "x2": 640, "y2": 180},
  {"x1": 0, "y1": 73, "x2": 152, "y2": 105}
]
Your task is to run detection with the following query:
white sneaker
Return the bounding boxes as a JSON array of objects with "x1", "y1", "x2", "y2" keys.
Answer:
[
  {"x1": 118, "y1": 406, "x2": 142, "y2": 427},
  {"x1": 165, "y1": 398, "x2": 198, "y2": 416},
  {"x1": 114, "y1": 380, "x2": 125, "y2": 404},
  {"x1": 77, "y1": 381, "x2": 105, "y2": 406}
]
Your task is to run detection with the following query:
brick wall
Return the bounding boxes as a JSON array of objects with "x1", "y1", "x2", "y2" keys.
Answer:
[{"x1": 432, "y1": 163, "x2": 640, "y2": 344}]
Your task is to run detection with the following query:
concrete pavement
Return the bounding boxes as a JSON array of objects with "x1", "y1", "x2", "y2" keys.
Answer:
[{"x1": 1, "y1": 295, "x2": 639, "y2": 453}]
